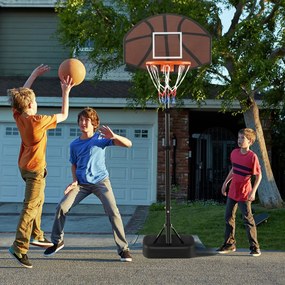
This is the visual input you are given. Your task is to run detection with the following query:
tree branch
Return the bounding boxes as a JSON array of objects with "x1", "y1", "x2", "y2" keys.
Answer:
[
  {"x1": 225, "y1": 1, "x2": 244, "y2": 37},
  {"x1": 269, "y1": 46, "x2": 285, "y2": 60},
  {"x1": 262, "y1": 1, "x2": 279, "y2": 24}
]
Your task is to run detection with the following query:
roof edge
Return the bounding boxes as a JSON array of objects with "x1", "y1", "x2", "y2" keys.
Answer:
[{"x1": 0, "y1": 0, "x2": 56, "y2": 8}]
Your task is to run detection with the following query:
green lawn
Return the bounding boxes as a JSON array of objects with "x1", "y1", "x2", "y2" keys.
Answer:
[{"x1": 139, "y1": 201, "x2": 285, "y2": 251}]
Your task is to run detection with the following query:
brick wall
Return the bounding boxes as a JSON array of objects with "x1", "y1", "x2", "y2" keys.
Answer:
[{"x1": 157, "y1": 109, "x2": 190, "y2": 201}]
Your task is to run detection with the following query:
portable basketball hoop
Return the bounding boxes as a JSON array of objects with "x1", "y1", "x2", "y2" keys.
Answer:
[
  {"x1": 146, "y1": 60, "x2": 191, "y2": 106},
  {"x1": 124, "y1": 13, "x2": 212, "y2": 258},
  {"x1": 144, "y1": 60, "x2": 195, "y2": 258}
]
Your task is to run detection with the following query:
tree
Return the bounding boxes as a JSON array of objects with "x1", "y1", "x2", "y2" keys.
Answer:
[{"x1": 55, "y1": 0, "x2": 285, "y2": 208}]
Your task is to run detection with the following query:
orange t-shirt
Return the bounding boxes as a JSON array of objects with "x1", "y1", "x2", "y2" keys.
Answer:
[{"x1": 13, "y1": 110, "x2": 57, "y2": 171}]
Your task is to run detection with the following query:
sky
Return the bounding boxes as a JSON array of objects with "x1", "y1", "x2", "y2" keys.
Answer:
[{"x1": 221, "y1": 7, "x2": 235, "y2": 34}]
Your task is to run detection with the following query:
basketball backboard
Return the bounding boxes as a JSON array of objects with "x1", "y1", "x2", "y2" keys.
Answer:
[{"x1": 124, "y1": 13, "x2": 211, "y2": 70}]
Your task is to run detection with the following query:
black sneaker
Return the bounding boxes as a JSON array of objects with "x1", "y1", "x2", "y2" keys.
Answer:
[
  {"x1": 119, "y1": 250, "x2": 132, "y2": 262},
  {"x1": 30, "y1": 237, "x2": 53, "y2": 248},
  {"x1": 250, "y1": 247, "x2": 261, "y2": 257},
  {"x1": 43, "y1": 241, "x2": 64, "y2": 257},
  {"x1": 8, "y1": 247, "x2": 33, "y2": 269},
  {"x1": 217, "y1": 243, "x2": 236, "y2": 254}
]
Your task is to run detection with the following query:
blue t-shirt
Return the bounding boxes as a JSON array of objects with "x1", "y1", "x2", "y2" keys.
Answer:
[{"x1": 69, "y1": 132, "x2": 113, "y2": 184}]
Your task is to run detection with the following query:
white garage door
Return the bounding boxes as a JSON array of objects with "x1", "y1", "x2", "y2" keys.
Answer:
[{"x1": 0, "y1": 122, "x2": 155, "y2": 205}]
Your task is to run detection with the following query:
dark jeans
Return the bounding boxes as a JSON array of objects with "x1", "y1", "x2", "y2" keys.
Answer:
[
  {"x1": 51, "y1": 177, "x2": 129, "y2": 254},
  {"x1": 224, "y1": 197, "x2": 259, "y2": 249}
]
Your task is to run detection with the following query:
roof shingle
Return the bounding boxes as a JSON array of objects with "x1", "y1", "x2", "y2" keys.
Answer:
[{"x1": 0, "y1": 77, "x2": 132, "y2": 98}]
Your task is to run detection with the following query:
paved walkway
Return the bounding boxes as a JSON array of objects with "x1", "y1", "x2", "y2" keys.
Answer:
[
  {"x1": 0, "y1": 202, "x2": 149, "y2": 235},
  {"x1": 0, "y1": 203, "x2": 284, "y2": 285}
]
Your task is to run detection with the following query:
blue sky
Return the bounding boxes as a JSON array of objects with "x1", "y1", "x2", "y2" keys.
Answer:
[{"x1": 221, "y1": 7, "x2": 235, "y2": 34}]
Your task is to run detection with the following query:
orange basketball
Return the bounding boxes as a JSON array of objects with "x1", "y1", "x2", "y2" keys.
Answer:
[{"x1": 58, "y1": 58, "x2": 86, "y2": 86}]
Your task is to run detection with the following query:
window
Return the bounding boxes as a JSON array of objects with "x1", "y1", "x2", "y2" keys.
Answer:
[
  {"x1": 5, "y1": 127, "x2": 18, "y2": 136},
  {"x1": 134, "y1": 129, "x2": 148, "y2": 138},
  {"x1": 78, "y1": 39, "x2": 94, "y2": 52},
  {"x1": 113, "y1": 129, "x2": 127, "y2": 137},
  {"x1": 48, "y1": 128, "x2": 62, "y2": 137},
  {"x1": 70, "y1": 128, "x2": 81, "y2": 137}
]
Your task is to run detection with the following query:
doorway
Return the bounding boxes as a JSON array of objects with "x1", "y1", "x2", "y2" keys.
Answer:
[{"x1": 191, "y1": 127, "x2": 236, "y2": 201}]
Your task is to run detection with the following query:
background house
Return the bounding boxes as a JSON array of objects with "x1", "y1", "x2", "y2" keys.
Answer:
[
  {"x1": 0, "y1": 0, "x2": 158, "y2": 205},
  {"x1": 1, "y1": 1, "x2": 282, "y2": 205}
]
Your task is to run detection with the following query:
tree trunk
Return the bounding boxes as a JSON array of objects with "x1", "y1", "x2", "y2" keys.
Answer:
[{"x1": 243, "y1": 100, "x2": 284, "y2": 208}]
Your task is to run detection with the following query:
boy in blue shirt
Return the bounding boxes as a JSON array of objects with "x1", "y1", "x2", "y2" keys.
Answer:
[{"x1": 44, "y1": 107, "x2": 132, "y2": 262}]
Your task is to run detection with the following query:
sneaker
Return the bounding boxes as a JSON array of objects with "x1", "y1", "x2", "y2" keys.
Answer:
[
  {"x1": 30, "y1": 237, "x2": 53, "y2": 248},
  {"x1": 217, "y1": 243, "x2": 236, "y2": 254},
  {"x1": 250, "y1": 247, "x2": 261, "y2": 257},
  {"x1": 8, "y1": 247, "x2": 33, "y2": 269},
  {"x1": 43, "y1": 241, "x2": 64, "y2": 257},
  {"x1": 119, "y1": 250, "x2": 132, "y2": 262}
]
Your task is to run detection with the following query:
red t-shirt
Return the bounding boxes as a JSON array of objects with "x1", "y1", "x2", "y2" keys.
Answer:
[{"x1": 228, "y1": 148, "x2": 261, "y2": 201}]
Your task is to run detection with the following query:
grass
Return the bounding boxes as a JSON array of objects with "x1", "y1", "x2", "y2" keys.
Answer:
[{"x1": 139, "y1": 200, "x2": 285, "y2": 251}]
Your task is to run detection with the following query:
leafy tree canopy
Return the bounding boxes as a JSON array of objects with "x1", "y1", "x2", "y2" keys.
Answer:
[{"x1": 55, "y1": 0, "x2": 285, "y2": 110}]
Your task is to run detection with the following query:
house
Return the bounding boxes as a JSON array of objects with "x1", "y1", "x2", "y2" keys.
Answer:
[
  {"x1": 0, "y1": 0, "x2": 158, "y2": 205},
  {"x1": 1, "y1": 1, "x2": 281, "y2": 205}
]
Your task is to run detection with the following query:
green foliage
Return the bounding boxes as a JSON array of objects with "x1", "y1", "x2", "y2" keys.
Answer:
[
  {"x1": 140, "y1": 201, "x2": 285, "y2": 250},
  {"x1": 54, "y1": 0, "x2": 285, "y2": 207},
  {"x1": 55, "y1": 0, "x2": 285, "y2": 111}
]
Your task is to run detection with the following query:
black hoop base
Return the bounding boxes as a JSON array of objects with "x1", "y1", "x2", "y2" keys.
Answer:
[{"x1": 143, "y1": 234, "x2": 196, "y2": 258}]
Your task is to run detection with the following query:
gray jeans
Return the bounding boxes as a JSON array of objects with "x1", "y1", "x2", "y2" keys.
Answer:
[
  {"x1": 224, "y1": 197, "x2": 259, "y2": 249},
  {"x1": 51, "y1": 177, "x2": 129, "y2": 254}
]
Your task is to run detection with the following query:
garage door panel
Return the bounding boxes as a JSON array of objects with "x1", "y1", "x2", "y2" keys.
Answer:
[
  {"x1": 0, "y1": 183, "x2": 23, "y2": 199},
  {"x1": 46, "y1": 165, "x2": 65, "y2": 177},
  {"x1": 1, "y1": 144, "x2": 19, "y2": 157},
  {"x1": 2, "y1": 165, "x2": 20, "y2": 178},
  {"x1": 46, "y1": 146, "x2": 66, "y2": 160},
  {"x1": 0, "y1": 119, "x2": 156, "y2": 205},
  {"x1": 108, "y1": 167, "x2": 128, "y2": 179},
  {"x1": 107, "y1": 148, "x2": 129, "y2": 159},
  {"x1": 45, "y1": 185, "x2": 64, "y2": 200},
  {"x1": 45, "y1": 166, "x2": 67, "y2": 199},
  {"x1": 82, "y1": 195, "x2": 100, "y2": 204},
  {"x1": 131, "y1": 186, "x2": 149, "y2": 201},
  {"x1": 113, "y1": 187, "x2": 127, "y2": 200},
  {"x1": 65, "y1": 169, "x2": 73, "y2": 181},
  {"x1": 0, "y1": 125, "x2": 22, "y2": 201},
  {"x1": 130, "y1": 167, "x2": 150, "y2": 180},
  {"x1": 131, "y1": 146, "x2": 151, "y2": 160}
]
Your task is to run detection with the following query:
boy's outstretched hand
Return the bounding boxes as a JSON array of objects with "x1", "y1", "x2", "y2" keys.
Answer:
[
  {"x1": 99, "y1": 125, "x2": 132, "y2": 148},
  {"x1": 64, "y1": 181, "x2": 78, "y2": 195},
  {"x1": 23, "y1": 64, "x2": 51, "y2": 88},
  {"x1": 31, "y1": 64, "x2": 50, "y2": 77},
  {"x1": 60, "y1": 75, "x2": 75, "y2": 94},
  {"x1": 99, "y1": 125, "x2": 115, "y2": 139}
]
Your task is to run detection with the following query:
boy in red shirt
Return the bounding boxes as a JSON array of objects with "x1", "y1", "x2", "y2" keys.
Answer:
[{"x1": 217, "y1": 128, "x2": 262, "y2": 256}]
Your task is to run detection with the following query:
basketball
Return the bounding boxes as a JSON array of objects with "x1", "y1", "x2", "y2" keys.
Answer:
[{"x1": 58, "y1": 58, "x2": 86, "y2": 86}]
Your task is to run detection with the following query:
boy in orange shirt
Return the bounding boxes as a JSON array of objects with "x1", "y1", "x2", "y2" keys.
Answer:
[{"x1": 8, "y1": 64, "x2": 75, "y2": 268}]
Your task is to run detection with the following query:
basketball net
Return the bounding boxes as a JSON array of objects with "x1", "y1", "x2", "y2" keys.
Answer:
[{"x1": 146, "y1": 61, "x2": 191, "y2": 107}]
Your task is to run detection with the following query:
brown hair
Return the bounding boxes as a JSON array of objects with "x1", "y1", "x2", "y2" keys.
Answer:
[
  {"x1": 238, "y1": 128, "x2": 257, "y2": 144},
  {"x1": 7, "y1": 87, "x2": 35, "y2": 114},
  {"x1": 77, "y1": 107, "x2": 100, "y2": 131}
]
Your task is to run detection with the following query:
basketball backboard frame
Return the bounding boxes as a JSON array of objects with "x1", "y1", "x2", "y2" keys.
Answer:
[
  {"x1": 152, "y1": 32, "x2": 182, "y2": 59},
  {"x1": 123, "y1": 13, "x2": 212, "y2": 71}
]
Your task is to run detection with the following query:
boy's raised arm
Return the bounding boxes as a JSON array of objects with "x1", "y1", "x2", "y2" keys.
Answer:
[
  {"x1": 99, "y1": 125, "x2": 132, "y2": 148},
  {"x1": 55, "y1": 76, "x2": 75, "y2": 123},
  {"x1": 23, "y1": 64, "x2": 50, "y2": 88}
]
